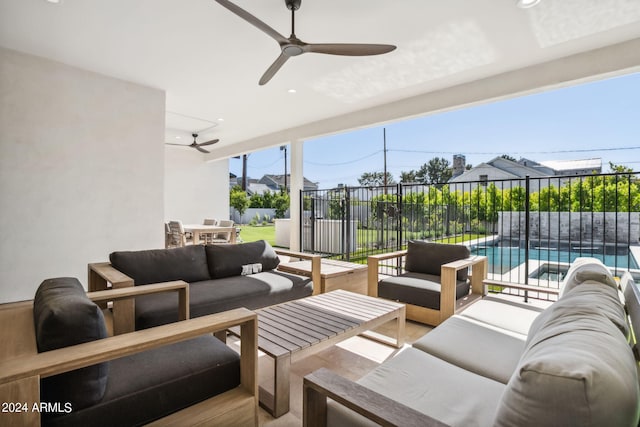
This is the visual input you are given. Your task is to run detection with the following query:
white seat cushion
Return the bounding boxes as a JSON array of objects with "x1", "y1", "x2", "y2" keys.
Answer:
[
  {"x1": 459, "y1": 296, "x2": 544, "y2": 336},
  {"x1": 413, "y1": 315, "x2": 525, "y2": 383},
  {"x1": 327, "y1": 347, "x2": 505, "y2": 427}
]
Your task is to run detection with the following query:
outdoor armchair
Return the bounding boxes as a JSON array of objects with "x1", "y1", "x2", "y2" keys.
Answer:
[
  {"x1": 0, "y1": 278, "x2": 258, "y2": 427},
  {"x1": 368, "y1": 241, "x2": 487, "y2": 325}
]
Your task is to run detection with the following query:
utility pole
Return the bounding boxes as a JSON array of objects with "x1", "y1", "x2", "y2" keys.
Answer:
[{"x1": 242, "y1": 154, "x2": 248, "y2": 191}]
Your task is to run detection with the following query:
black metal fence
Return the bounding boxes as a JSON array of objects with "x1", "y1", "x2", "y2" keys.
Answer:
[{"x1": 300, "y1": 173, "x2": 640, "y2": 298}]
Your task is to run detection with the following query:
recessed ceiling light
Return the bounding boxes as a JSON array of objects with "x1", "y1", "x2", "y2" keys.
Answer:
[
  {"x1": 288, "y1": 89, "x2": 297, "y2": 94},
  {"x1": 217, "y1": 118, "x2": 224, "y2": 122},
  {"x1": 46, "y1": 0, "x2": 62, "y2": 3},
  {"x1": 516, "y1": 0, "x2": 541, "y2": 8},
  {"x1": 175, "y1": 136, "x2": 181, "y2": 139}
]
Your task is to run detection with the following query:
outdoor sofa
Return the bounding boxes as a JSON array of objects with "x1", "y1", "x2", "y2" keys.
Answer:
[
  {"x1": 0, "y1": 277, "x2": 259, "y2": 426},
  {"x1": 304, "y1": 258, "x2": 640, "y2": 426},
  {"x1": 88, "y1": 240, "x2": 321, "y2": 334}
]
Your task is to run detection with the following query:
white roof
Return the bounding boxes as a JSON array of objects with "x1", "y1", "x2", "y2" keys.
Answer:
[{"x1": 539, "y1": 158, "x2": 602, "y2": 171}]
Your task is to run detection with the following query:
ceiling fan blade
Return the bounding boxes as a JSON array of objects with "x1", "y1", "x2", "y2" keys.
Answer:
[
  {"x1": 304, "y1": 43, "x2": 396, "y2": 56},
  {"x1": 165, "y1": 143, "x2": 189, "y2": 147},
  {"x1": 194, "y1": 145, "x2": 210, "y2": 154},
  {"x1": 197, "y1": 139, "x2": 219, "y2": 147},
  {"x1": 214, "y1": 0, "x2": 288, "y2": 45},
  {"x1": 259, "y1": 53, "x2": 290, "y2": 85}
]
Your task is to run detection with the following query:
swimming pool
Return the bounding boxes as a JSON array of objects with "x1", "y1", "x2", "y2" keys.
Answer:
[{"x1": 471, "y1": 244, "x2": 638, "y2": 275}]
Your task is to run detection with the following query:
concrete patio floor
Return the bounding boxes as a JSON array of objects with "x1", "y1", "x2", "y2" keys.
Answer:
[{"x1": 229, "y1": 319, "x2": 432, "y2": 426}]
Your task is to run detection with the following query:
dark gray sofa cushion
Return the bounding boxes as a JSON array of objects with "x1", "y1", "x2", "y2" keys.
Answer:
[
  {"x1": 378, "y1": 272, "x2": 470, "y2": 310},
  {"x1": 110, "y1": 245, "x2": 210, "y2": 285},
  {"x1": 205, "y1": 240, "x2": 280, "y2": 279},
  {"x1": 135, "y1": 270, "x2": 313, "y2": 329},
  {"x1": 404, "y1": 240, "x2": 470, "y2": 281},
  {"x1": 44, "y1": 335, "x2": 240, "y2": 427},
  {"x1": 33, "y1": 278, "x2": 109, "y2": 412}
]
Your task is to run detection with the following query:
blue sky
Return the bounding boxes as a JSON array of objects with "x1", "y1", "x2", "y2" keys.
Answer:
[{"x1": 230, "y1": 72, "x2": 640, "y2": 189}]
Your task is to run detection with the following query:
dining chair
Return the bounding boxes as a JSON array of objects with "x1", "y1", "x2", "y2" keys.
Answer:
[
  {"x1": 211, "y1": 219, "x2": 235, "y2": 244},
  {"x1": 164, "y1": 223, "x2": 172, "y2": 248},
  {"x1": 167, "y1": 221, "x2": 190, "y2": 247},
  {"x1": 201, "y1": 219, "x2": 218, "y2": 243}
]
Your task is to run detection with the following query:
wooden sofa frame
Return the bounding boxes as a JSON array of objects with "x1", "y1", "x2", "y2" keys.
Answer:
[
  {"x1": 0, "y1": 281, "x2": 259, "y2": 427},
  {"x1": 367, "y1": 250, "x2": 488, "y2": 325},
  {"x1": 303, "y1": 278, "x2": 640, "y2": 426},
  {"x1": 89, "y1": 248, "x2": 322, "y2": 335}
]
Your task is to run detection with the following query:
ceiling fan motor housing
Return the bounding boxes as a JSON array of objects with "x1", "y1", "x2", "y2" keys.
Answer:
[{"x1": 285, "y1": 0, "x2": 301, "y2": 11}]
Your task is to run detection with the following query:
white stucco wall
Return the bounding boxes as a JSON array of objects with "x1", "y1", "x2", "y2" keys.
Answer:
[
  {"x1": 0, "y1": 47, "x2": 165, "y2": 302},
  {"x1": 164, "y1": 147, "x2": 229, "y2": 224}
]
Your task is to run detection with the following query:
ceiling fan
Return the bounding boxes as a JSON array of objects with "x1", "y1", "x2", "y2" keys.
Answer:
[
  {"x1": 166, "y1": 133, "x2": 219, "y2": 153},
  {"x1": 214, "y1": 0, "x2": 397, "y2": 85}
]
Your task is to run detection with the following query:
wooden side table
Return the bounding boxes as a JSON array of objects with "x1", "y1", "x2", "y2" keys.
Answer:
[{"x1": 278, "y1": 259, "x2": 368, "y2": 294}]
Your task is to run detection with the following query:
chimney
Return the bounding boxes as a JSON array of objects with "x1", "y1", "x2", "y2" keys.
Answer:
[{"x1": 453, "y1": 154, "x2": 466, "y2": 177}]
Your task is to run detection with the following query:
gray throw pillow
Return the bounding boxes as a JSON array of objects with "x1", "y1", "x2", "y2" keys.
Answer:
[
  {"x1": 33, "y1": 278, "x2": 109, "y2": 411},
  {"x1": 404, "y1": 240, "x2": 470, "y2": 281},
  {"x1": 205, "y1": 240, "x2": 280, "y2": 279}
]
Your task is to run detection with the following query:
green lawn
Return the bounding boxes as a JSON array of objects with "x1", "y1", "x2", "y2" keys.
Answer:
[
  {"x1": 237, "y1": 225, "x2": 276, "y2": 246},
  {"x1": 238, "y1": 224, "x2": 481, "y2": 252}
]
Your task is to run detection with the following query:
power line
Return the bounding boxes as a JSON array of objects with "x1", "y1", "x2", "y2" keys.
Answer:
[
  {"x1": 305, "y1": 150, "x2": 383, "y2": 166},
  {"x1": 303, "y1": 146, "x2": 640, "y2": 169},
  {"x1": 390, "y1": 146, "x2": 640, "y2": 155}
]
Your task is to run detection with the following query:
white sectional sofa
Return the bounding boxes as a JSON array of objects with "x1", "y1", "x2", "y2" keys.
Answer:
[{"x1": 304, "y1": 258, "x2": 640, "y2": 427}]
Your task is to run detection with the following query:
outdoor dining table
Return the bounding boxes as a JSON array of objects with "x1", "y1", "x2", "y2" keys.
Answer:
[{"x1": 182, "y1": 224, "x2": 237, "y2": 244}]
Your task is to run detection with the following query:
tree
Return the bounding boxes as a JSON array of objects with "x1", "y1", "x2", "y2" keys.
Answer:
[
  {"x1": 229, "y1": 185, "x2": 249, "y2": 221},
  {"x1": 400, "y1": 170, "x2": 418, "y2": 183},
  {"x1": 272, "y1": 191, "x2": 290, "y2": 218},
  {"x1": 609, "y1": 162, "x2": 634, "y2": 174},
  {"x1": 501, "y1": 154, "x2": 517, "y2": 162},
  {"x1": 415, "y1": 157, "x2": 452, "y2": 186},
  {"x1": 248, "y1": 192, "x2": 264, "y2": 208},
  {"x1": 358, "y1": 171, "x2": 395, "y2": 186}
]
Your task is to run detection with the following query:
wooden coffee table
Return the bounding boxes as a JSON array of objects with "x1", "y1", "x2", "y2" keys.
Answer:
[{"x1": 229, "y1": 290, "x2": 405, "y2": 417}]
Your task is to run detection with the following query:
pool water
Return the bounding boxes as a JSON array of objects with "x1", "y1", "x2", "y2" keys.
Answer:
[{"x1": 471, "y1": 245, "x2": 638, "y2": 274}]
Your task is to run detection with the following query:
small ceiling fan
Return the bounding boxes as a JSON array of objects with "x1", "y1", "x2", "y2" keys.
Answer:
[
  {"x1": 214, "y1": 0, "x2": 397, "y2": 85},
  {"x1": 166, "y1": 133, "x2": 219, "y2": 153}
]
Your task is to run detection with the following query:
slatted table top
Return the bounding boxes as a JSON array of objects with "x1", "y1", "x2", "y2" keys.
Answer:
[
  {"x1": 232, "y1": 290, "x2": 405, "y2": 360},
  {"x1": 228, "y1": 289, "x2": 406, "y2": 417}
]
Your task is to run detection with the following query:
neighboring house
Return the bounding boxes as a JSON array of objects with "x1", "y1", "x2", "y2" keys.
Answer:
[
  {"x1": 230, "y1": 174, "x2": 318, "y2": 194},
  {"x1": 259, "y1": 174, "x2": 319, "y2": 192},
  {"x1": 521, "y1": 158, "x2": 602, "y2": 176},
  {"x1": 229, "y1": 176, "x2": 266, "y2": 195},
  {"x1": 449, "y1": 156, "x2": 602, "y2": 191}
]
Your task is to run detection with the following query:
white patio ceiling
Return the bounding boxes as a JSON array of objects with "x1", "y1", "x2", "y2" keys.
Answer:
[{"x1": 1, "y1": 0, "x2": 640, "y2": 160}]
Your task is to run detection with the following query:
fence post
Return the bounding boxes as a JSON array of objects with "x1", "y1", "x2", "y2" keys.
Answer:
[
  {"x1": 310, "y1": 194, "x2": 316, "y2": 253},
  {"x1": 397, "y1": 183, "x2": 403, "y2": 251},
  {"x1": 299, "y1": 189, "x2": 304, "y2": 252},
  {"x1": 345, "y1": 187, "x2": 351, "y2": 262},
  {"x1": 524, "y1": 176, "x2": 530, "y2": 303}
]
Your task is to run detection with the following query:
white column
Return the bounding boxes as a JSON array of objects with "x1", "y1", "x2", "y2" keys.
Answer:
[{"x1": 289, "y1": 139, "x2": 304, "y2": 250}]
